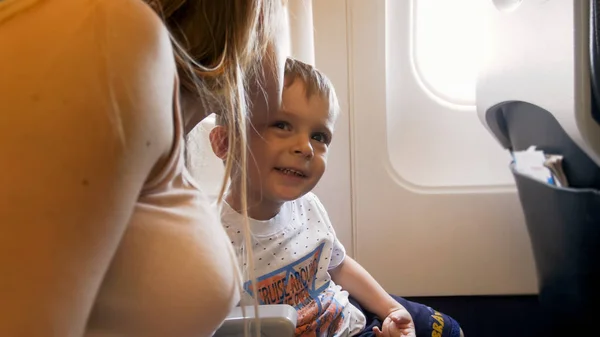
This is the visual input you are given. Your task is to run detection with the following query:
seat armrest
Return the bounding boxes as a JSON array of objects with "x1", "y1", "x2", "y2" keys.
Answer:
[{"x1": 213, "y1": 304, "x2": 297, "y2": 337}]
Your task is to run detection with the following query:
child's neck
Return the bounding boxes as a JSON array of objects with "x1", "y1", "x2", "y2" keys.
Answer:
[{"x1": 225, "y1": 192, "x2": 284, "y2": 221}]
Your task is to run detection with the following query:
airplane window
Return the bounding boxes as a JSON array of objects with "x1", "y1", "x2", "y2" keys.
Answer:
[
  {"x1": 381, "y1": 0, "x2": 514, "y2": 190},
  {"x1": 412, "y1": 0, "x2": 488, "y2": 107}
]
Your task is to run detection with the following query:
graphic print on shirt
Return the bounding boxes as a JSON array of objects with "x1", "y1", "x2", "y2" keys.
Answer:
[{"x1": 244, "y1": 242, "x2": 345, "y2": 336}]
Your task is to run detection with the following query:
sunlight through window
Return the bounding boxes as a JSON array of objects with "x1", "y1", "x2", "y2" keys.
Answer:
[{"x1": 412, "y1": 0, "x2": 489, "y2": 106}]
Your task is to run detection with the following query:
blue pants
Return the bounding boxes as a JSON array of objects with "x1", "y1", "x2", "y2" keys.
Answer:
[{"x1": 350, "y1": 295, "x2": 462, "y2": 337}]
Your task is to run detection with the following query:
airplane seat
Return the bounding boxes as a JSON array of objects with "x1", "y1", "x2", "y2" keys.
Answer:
[
  {"x1": 477, "y1": 0, "x2": 600, "y2": 334},
  {"x1": 591, "y1": 0, "x2": 600, "y2": 126}
]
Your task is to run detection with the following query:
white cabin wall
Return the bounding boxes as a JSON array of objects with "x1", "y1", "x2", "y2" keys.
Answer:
[
  {"x1": 345, "y1": 0, "x2": 537, "y2": 296},
  {"x1": 311, "y1": 0, "x2": 355, "y2": 256},
  {"x1": 311, "y1": 0, "x2": 538, "y2": 296}
]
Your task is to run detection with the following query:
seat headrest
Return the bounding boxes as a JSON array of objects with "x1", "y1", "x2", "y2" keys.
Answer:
[
  {"x1": 476, "y1": 0, "x2": 600, "y2": 166},
  {"x1": 590, "y1": 0, "x2": 600, "y2": 125}
]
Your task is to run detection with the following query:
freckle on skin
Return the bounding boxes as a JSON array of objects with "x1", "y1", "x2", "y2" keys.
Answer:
[
  {"x1": 82, "y1": 179, "x2": 89, "y2": 186},
  {"x1": 146, "y1": 141, "x2": 151, "y2": 147}
]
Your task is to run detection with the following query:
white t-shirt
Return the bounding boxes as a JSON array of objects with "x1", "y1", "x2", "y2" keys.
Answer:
[{"x1": 221, "y1": 192, "x2": 366, "y2": 337}]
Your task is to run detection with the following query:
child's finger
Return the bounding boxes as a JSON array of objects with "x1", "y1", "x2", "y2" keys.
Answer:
[
  {"x1": 389, "y1": 311, "x2": 413, "y2": 326},
  {"x1": 372, "y1": 326, "x2": 385, "y2": 337},
  {"x1": 390, "y1": 315, "x2": 410, "y2": 325}
]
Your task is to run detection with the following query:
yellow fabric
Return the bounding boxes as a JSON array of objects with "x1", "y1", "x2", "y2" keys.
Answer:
[{"x1": 0, "y1": 0, "x2": 42, "y2": 24}]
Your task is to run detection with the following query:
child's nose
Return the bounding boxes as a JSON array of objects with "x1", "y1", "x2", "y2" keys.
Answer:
[{"x1": 292, "y1": 135, "x2": 314, "y2": 159}]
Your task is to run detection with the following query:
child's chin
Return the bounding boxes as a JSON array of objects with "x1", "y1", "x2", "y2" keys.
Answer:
[{"x1": 272, "y1": 189, "x2": 306, "y2": 202}]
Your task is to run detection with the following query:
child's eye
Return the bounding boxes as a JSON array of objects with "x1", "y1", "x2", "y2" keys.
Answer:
[
  {"x1": 272, "y1": 121, "x2": 291, "y2": 131},
  {"x1": 311, "y1": 132, "x2": 330, "y2": 144}
]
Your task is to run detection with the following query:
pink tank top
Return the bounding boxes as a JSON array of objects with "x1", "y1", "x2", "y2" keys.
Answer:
[
  {"x1": 85, "y1": 79, "x2": 241, "y2": 336},
  {"x1": 0, "y1": 0, "x2": 240, "y2": 335}
]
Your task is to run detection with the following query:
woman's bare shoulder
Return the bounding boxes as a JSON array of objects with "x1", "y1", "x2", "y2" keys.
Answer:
[{"x1": 1, "y1": 0, "x2": 178, "y2": 148}]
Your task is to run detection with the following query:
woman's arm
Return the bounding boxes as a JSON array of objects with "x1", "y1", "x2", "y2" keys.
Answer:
[
  {"x1": 329, "y1": 256, "x2": 403, "y2": 320},
  {"x1": 0, "y1": 0, "x2": 175, "y2": 335}
]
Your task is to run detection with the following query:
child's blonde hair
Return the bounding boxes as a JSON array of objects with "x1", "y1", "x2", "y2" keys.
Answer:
[
  {"x1": 145, "y1": 1, "x2": 287, "y2": 335},
  {"x1": 283, "y1": 57, "x2": 340, "y2": 118},
  {"x1": 216, "y1": 57, "x2": 340, "y2": 126}
]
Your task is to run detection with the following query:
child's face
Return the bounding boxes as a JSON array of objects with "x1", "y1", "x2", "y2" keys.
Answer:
[{"x1": 246, "y1": 78, "x2": 336, "y2": 204}]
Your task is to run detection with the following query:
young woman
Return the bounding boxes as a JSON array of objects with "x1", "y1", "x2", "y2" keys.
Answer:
[{"x1": 0, "y1": 0, "x2": 288, "y2": 336}]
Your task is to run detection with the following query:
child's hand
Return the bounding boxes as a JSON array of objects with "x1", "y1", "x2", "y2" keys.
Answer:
[{"x1": 372, "y1": 307, "x2": 416, "y2": 337}]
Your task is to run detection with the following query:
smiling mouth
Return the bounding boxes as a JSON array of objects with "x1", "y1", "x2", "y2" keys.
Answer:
[{"x1": 275, "y1": 167, "x2": 307, "y2": 178}]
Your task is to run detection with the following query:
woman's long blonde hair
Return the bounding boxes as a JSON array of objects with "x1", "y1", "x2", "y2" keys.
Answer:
[{"x1": 145, "y1": 0, "x2": 286, "y2": 335}]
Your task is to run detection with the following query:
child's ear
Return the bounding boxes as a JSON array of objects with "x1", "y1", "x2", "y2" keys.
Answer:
[{"x1": 209, "y1": 125, "x2": 229, "y2": 160}]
